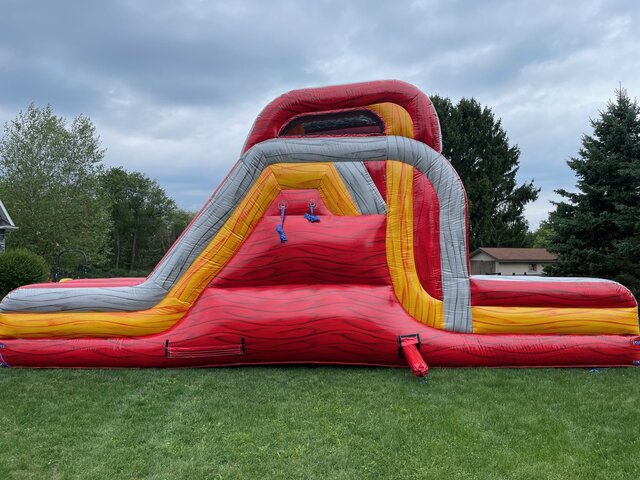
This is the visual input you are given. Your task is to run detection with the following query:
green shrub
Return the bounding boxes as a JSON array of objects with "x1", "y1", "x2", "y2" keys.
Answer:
[{"x1": 0, "y1": 248, "x2": 50, "y2": 298}]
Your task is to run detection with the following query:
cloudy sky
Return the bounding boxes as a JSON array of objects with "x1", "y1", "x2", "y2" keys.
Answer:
[{"x1": 1, "y1": 0, "x2": 639, "y2": 228}]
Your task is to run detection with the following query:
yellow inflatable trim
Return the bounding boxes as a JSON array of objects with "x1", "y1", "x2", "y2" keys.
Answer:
[
  {"x1": 367, "y1": 103, "x2": 415, "y2": 138},
  {"x1": 472, "y1": 306, "x2": 639, "y2": 335},
  {"x1": 385, "y1": 160, "x2": 444, "y2": 330}
]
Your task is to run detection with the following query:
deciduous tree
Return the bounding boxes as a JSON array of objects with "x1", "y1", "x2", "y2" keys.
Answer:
[{"x1": 0, "y1": 104, "x2": 111, "y2": 264}]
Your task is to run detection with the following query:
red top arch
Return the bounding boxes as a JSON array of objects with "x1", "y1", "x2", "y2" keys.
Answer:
[{"x1": 242, "y1": 80, "x2": 442, "y2": 154}]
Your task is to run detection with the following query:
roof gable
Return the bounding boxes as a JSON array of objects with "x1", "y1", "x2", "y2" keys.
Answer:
[{"x1": 0, "y1": 200, "x2": 17, "y2": 230}]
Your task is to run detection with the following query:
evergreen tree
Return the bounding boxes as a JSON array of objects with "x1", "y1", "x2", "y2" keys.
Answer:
[
  {"x1": 545, "y1": 89, "x2": 640, "y2": 296},
  {"x1": 431, "y1": 96, "x2": 539, "y2": 251}
]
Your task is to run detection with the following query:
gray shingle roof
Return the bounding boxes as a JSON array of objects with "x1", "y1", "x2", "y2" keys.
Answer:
[{"x1": 471, "y1": 247, "x2": 557, "y2": 262}]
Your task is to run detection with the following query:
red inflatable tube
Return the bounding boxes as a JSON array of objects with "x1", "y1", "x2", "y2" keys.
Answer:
[
  {"x1": 470, "y1": 277, "x2": 637, "y2": 309},
  {"x1": 400, "y1": 335, "x2": 429, "y2": 377}
]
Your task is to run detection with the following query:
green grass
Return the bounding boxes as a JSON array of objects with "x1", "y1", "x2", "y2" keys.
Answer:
[{"x1": 1, "y1": 367, "x2": 639, "y2": 479}]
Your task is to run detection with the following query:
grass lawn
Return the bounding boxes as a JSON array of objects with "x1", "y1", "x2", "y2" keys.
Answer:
[{"x1": 1, "y1": 366, "x2": 639, "y2": 479}]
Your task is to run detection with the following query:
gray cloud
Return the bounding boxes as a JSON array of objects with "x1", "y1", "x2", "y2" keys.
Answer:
[{"x1": 1, "y1": 0, "x2": 639, "y2": 225}]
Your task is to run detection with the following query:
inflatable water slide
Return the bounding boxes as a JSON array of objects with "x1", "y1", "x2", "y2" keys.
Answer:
[{"x1": 1, "y1": 80, "x2": 638, "y2": 375}]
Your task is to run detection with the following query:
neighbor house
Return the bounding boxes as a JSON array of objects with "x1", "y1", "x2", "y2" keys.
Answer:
[
  {"x1": 470, "y1": 247, "x2": 557, "y2": 276},
  {"x1": 0, "y1": 200, "x2": 17, "y2": 253}
]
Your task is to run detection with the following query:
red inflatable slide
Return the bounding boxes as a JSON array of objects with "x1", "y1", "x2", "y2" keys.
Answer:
[{"x1": 1, "y1": 80, "x2": 638, "y2": 377}]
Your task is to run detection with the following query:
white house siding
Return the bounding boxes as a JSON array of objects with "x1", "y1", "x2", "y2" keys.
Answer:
[
  {"x1": 471, "y1": 253, "x2": 555, "y2": 276},
  {"x1": 495, "y1": 262, "x2": 553, "y2": 276}
]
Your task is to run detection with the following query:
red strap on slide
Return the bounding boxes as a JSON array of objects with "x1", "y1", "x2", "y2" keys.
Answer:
[{"x1": 400, "y1": 335, "x2": 429, "y2": 378}]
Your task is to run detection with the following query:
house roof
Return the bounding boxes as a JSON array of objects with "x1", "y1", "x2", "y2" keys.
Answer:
[
  {"x1": 0, "y1": 200, "x2": 17, "y2": 230},
  {"x1": 470, "y1": 247, "x2": 557, "y2": 262}
]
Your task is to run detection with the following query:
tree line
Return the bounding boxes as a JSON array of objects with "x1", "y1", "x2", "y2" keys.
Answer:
[{"x1": 0, "y1": 90, "x2": 638, "y2": 297}]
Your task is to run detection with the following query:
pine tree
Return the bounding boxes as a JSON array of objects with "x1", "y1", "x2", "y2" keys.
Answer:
[
  {"x1": 431, "y1": 96, "x2": 539, "y2": 251},
  {"x1": 545, "y1": 89, "x2": 640, "y2": 296}
]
